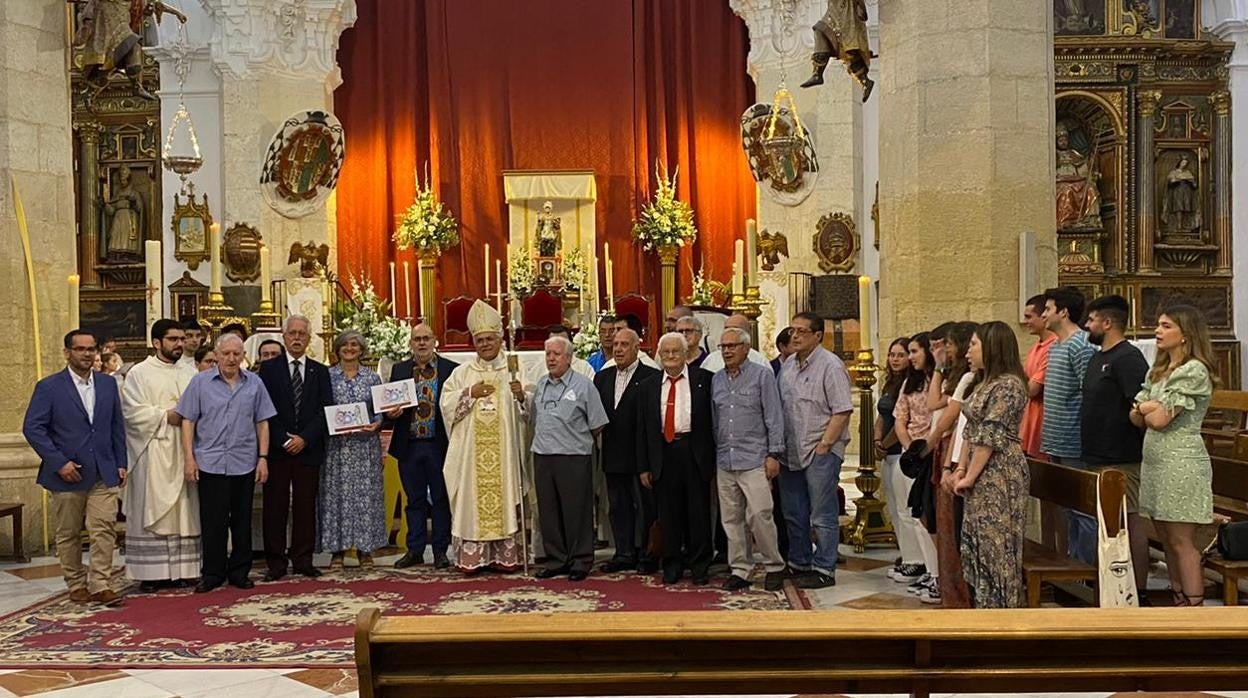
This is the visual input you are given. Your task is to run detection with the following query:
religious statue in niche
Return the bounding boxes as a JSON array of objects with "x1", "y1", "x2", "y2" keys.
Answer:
[
  {"x1": 535, "y1": 201, "x2": 562, "y2": 257},
  {"x1": 103, "y1": 165, "x2": 145, "y2": 259},
  {"x1": 1162, "y1": 155, "x2": 1200, "y2": 235},
  {"x1": 1164, "y1": 0, "x2": 1196, "y2": 38},
  {"x1": 71, "y1": 0, "x2": 186, "y2": 103},
  {"x1": 800, "y1": 0, "x2": 874, "y2": 102},
  {"x1": 1054, "y1": 123, "x2": 1103, "y2": 232}
]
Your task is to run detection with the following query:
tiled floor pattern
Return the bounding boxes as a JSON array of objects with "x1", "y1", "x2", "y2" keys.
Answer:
[{"x1": 0, "y1": 461, "x2": 1236, "y2": 696}]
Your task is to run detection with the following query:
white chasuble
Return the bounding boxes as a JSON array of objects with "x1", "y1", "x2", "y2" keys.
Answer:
[
  {"x1": 122, "y1": 356, "x2": 199, "y2": 537},
  {"x1": 440, "y1": 355, "x2": 526, "y2": 545}
]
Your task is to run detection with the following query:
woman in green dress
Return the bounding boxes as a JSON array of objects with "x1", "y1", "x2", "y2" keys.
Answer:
[{"x1": 1131, "y1": 304, "x2": 1216, "y2": 606}]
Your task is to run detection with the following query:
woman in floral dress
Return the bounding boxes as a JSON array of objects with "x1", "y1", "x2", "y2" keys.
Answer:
[
  {"x1": 318, "y1": 330, "x2": 387, "y2": 568},
  {"x1": 953, "y1": 321, "x2": 1029, "y2": 608},
  {"x1": 1131, "y1": 305, "x2": 1216, "y2": 606}
]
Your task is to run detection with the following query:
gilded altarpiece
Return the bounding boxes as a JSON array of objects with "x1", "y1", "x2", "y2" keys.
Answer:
[
  {"x1": 1055, "y1": 0, "x2": 1239, "y2": 386},
  {"x1": 67, "y1": 6, "x2": 163, "y2": 358}
]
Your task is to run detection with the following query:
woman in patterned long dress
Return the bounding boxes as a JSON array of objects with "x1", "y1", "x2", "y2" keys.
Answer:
[
  {"x1": 953, "y1": 321, "x2": 1029, "y2": 609},
  {"x1": 317, "y1": 331, "x2": 387, "y2": 568},
  {"x1": 1131, "y1": 305, "x2": 1216, "y2": 606}
]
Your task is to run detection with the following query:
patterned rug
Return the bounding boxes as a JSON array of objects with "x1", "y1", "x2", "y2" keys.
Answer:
[{"x1": 0, "y1": 566, "x2": 809, "y2": 668}]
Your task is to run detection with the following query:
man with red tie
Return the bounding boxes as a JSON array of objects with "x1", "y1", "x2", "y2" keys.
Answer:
[{"x1": 637, "y1": 332, "x2": 716, "y2": 586}]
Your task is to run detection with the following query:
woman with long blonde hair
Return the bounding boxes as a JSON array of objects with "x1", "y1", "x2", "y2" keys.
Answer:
[{"x1": 1130, "y1": 305, "x2": 1216, "y2": 605}]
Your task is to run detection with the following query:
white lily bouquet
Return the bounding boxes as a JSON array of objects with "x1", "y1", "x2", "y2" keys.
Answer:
[{"x1": 631, "y1": 160, "x2": 698, "y2": 251}]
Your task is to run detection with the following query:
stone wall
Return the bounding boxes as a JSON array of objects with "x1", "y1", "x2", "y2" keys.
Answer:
[{"x1": 0, "y1": 0, "x2": 79, "y2": 549}]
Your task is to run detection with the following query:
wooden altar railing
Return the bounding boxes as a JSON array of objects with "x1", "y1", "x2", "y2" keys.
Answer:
[{"x1": 355, "y1": 607, "x2": 1248, "y2": 698}]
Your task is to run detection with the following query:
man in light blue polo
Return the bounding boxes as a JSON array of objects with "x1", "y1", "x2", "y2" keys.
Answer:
[
  {"x1": 178, "y1": 333, "x2": 277, "y2": 593},
  {"x1": 778, "y1": 311, "x2": 853, "y2": 590},
  {"x1": 711, "y1": 327, "x2": 786, "y2": 593},
  {"x1": 529, "y1": 336, "x2": 609, "y2": 581}
]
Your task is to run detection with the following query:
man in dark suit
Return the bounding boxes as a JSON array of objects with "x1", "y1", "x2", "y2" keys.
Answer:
[
  {"x1": 637, "y1": 332, "x2": 716, "y2": 585},
  {"x1": 386, "y1": 323, "x2": 458, "y2": 569},
  {"x1": 23, "y1": 329, "x2": 128, "y2": 605},
  {"x1": 594, "y1": 328, "x2": 659, "y2": 573},
  {"x1": 257, "y1": 315, "x2": 332, "y2": 580}
]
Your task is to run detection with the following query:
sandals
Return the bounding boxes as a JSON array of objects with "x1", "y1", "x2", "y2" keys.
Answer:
[
  {"x1": 329, "y1": 554, "x2": 345, "y2": 570},
  {"x1": 1170, "y1": 589, "x2": 1206, "y2": 606}
]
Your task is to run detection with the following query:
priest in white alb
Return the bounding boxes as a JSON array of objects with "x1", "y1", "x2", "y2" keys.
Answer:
[
  {"x1": 122, "y1": 319, "x2": 201, "y2": 590},
  {"x1": 440, "y1": 300, "x2": 530, "y2": 573}
]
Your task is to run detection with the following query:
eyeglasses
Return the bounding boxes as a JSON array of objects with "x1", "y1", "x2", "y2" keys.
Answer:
[
  {"x1": 678, "y1": 329, "x2": 700, "y2": 335},
  {"x1": 790, "y1": 327, "x2": 817, "y2": 336},
  {"x1": 718, "y1": 342, "x2": 746, "y2": 350}
]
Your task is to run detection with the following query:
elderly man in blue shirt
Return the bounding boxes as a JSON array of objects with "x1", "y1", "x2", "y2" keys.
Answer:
[
  {"x1": 711, "y1": 327, "x2": 787, "y2": 592},
  {"x1": 530, "y1": 336, "x2": 609, "y2": 581},
  {"x1": 178, "y1": 333, "x2": 277, "y2": 593}
]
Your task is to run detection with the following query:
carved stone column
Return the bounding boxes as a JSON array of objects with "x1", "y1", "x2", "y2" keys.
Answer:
[
  {"x1": 76, "y1": 123, "x2": 103, "y2": 288},
  {"x1": 1137, "y1": 89, "x2": 1162, "y2": 274},
  {"x1": 1212, "y1": 90, "x2": 1232, "y2": 274}
]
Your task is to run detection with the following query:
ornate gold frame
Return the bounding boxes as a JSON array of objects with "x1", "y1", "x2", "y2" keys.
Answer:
[
  {"x1": 223, "y1": 222, "x2": 262, "y2": 283},
  {"x1": 171, "y1": 189, "x2": 212, "y2": 271}
]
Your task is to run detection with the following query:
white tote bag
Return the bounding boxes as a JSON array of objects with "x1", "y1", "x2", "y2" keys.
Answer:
[{"x1": 1096, "y1": 472, "x2": 1139, "y2": 608}]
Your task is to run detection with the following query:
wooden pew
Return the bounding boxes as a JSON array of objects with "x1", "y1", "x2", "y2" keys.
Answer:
[
  {"x1": 1203, "y1": 390, "x2": 1248, "y2": 459},
  {"x1": 355, "y1": 607, "x2": 1248, "y2": 698},
  {"x1": 1207, "y1": 456, "x2": 1248, "y2": 606},
  {"x1": 1024, "y1": 459, "x2": 1126, "y2": 607}
]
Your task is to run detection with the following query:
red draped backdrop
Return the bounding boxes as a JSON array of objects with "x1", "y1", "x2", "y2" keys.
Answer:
[{"x1": 334, "y1": 0, "x2": 755, "y2": 332}]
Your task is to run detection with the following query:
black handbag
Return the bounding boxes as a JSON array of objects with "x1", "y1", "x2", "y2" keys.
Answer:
[
  {"x1": 899, "y1": 439, "x2": 929, "y2": 479},
  {"x1": 1218, "y1": 521, "x2": 1248, "y2": 561}
]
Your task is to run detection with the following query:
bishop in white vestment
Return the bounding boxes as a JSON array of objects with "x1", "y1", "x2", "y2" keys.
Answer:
[
  {"x1": 122, "y1": 321, "x2": 201, "y2": 587},
  {"x1": 440, "y1": 301, "x2": 529, "y2": 572}
]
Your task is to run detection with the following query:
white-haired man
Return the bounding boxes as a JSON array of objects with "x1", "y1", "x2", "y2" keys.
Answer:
[
  {"x1": 675, "y1": 316, "x2": 709, "y2": 369},
  {"x1": 257, "y1": 315, "x2": 333, "y2": 581},
  {"x1": 177, "y1": 333, "x2": 276, "y2": 592},
  {"x1": 712, "y1": 327, "x2": 786, "y2": 592},
  {"x1": 698, "y1": 314, "x2": 770, "y2": 373},
  {"x1": 637, "y1": 332, "x2": 716, "y2": 585},
  {"x1": 528, "y1": 336, "x2": 608, "y2": 580},
  {"x1": 440, "y1": 301, "x2": 530, "y2": 573}
]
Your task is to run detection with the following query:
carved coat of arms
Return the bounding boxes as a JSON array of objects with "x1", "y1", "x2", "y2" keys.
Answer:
[{"x1": 260, "y1": 110, "x2": 346, "y2": 219}]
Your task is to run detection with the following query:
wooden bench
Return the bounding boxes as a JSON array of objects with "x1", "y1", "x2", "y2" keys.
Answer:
[
  {"x1": 1207, "y1": 456, "x2": 1248, "y2": 606},
  {"x1": 1203, "y1": 390, "x2": 1248, "y2": 459},
  {"x1": 1024, "y1": 459, "x2": 1126, "y2": 608},
  {"x1": 0, "y1": 503, "x2": 28, "y2": 563},
  {"x1": 354, "y1": 607, "x2": 1248, "y2": 698}
]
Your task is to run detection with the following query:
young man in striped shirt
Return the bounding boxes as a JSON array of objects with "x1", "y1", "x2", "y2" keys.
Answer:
[{"x1": 1040, "y1": 286, "x2": 1097, "y2": 563}]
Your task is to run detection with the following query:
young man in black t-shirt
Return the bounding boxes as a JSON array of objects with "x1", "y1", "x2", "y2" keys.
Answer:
[{"x1": 1081, "y1": 294, "x2": 1150, "y2": 593}]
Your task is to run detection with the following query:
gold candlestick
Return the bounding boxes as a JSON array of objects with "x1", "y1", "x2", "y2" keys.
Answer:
[{"x1": 845, "y1": 347, "x2": 896, "y2": 552}]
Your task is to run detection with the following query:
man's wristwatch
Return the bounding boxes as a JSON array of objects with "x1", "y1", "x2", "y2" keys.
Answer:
[{"x1": 258, "y1": 454, "x2": 268, "y2": 459}]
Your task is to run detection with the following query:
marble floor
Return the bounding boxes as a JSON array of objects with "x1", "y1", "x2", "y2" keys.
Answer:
[{"x1": 0, "y1": 460, "x2": 1232, "y2": 697}]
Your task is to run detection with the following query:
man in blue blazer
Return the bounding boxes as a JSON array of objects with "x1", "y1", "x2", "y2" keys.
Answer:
[
  {"x1": 386, "y1": 323, "x2": 458, "y2": 569},
  {"x1": 23, "y1": 330, "x2": 128, "y2": 605}
]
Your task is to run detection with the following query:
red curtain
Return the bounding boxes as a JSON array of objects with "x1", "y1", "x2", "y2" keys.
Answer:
[{"x1": 335, "y1": 0, "x2": 755, "y2": 331}]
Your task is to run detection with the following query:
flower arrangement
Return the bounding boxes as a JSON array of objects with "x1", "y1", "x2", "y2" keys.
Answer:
[
  {"x1": 631, "y1": 160, "x2": 698, "y2": 251},
  {"x1": 687, "y1": 268, "x2": 716, "y2": 306},
  {"x1": 333, "y1": 274, "x2": 411, "y2": 361},
  {"x1": 393, "y1": 169, "x2": 460, "y2": 255},
  {"x1": 508, "y1": 247, "x2": 536, "y2": 297},
  {"x1": 562, "y1": 246, "x2": 588, "y2": 292},
  {"x1": 572, "y1": 315, "x2": 601, "y2": 360}
]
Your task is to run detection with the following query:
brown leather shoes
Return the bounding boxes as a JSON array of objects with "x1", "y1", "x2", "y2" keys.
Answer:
[
  {"x1": 69, "y1": 588, "x2": 92, "y2": 604},
  {"x1": 91, "y1": 589, "x2": 123, "y2": 606}
]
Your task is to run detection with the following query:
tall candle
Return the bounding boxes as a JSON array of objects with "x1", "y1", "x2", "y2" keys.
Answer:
[
  {"x1": 484, "y1": 243, "x2": 491, "y2": 298},
  {"x1": 68, "y1": 274, "x2": 80, "y2": 329},
  {"x1": 209, "y1": 223, "x2": 222, "y2": 293},
  {"x1": 145, "y1": 240, "x2": 163, "y2": 334},
  {"x1": 606, "y1": 259, "x2": 615, "y2": 304},
  {"x1": 746, "y1": 219, "x2": 758, "y2": 287},
  {"x1": 259, "y1": 244, "x2": 272, "y2": 303},
  {"x1": 733, "y1": 240, "x2": 745, "y2": 295},
  {"x1": 495, "y1": 259, "x2": 503, "y2": 305},
  {"x1": 389, "y1": 261, "x2": 397, "y2": 318},
  {"x1": 858, "y1": 275, "x2": 872, "y2": 351},
  {"x1": 403, "y1": 261, "x2": 412, "y2": 318}
]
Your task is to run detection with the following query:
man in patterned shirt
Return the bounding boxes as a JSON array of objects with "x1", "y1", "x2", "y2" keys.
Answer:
[{"x1": 1040, "y1": 286, "x2": 1097, "y2": 563}]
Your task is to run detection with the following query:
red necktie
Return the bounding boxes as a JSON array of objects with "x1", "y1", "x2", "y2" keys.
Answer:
[{"x1": 664, "y1": 375, "x2": 682, "y2": 443}]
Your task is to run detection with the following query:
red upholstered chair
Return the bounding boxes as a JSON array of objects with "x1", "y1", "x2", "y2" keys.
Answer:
[
  {"x1": 442, "y1": 295, "x2": 475, "y2": 351},
  {"x1": 515, "y1": 288, "x2": 563, "y2": 350},
  {"x1": 613, "y1": 293, "x2": 652, "y2": 347}
]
